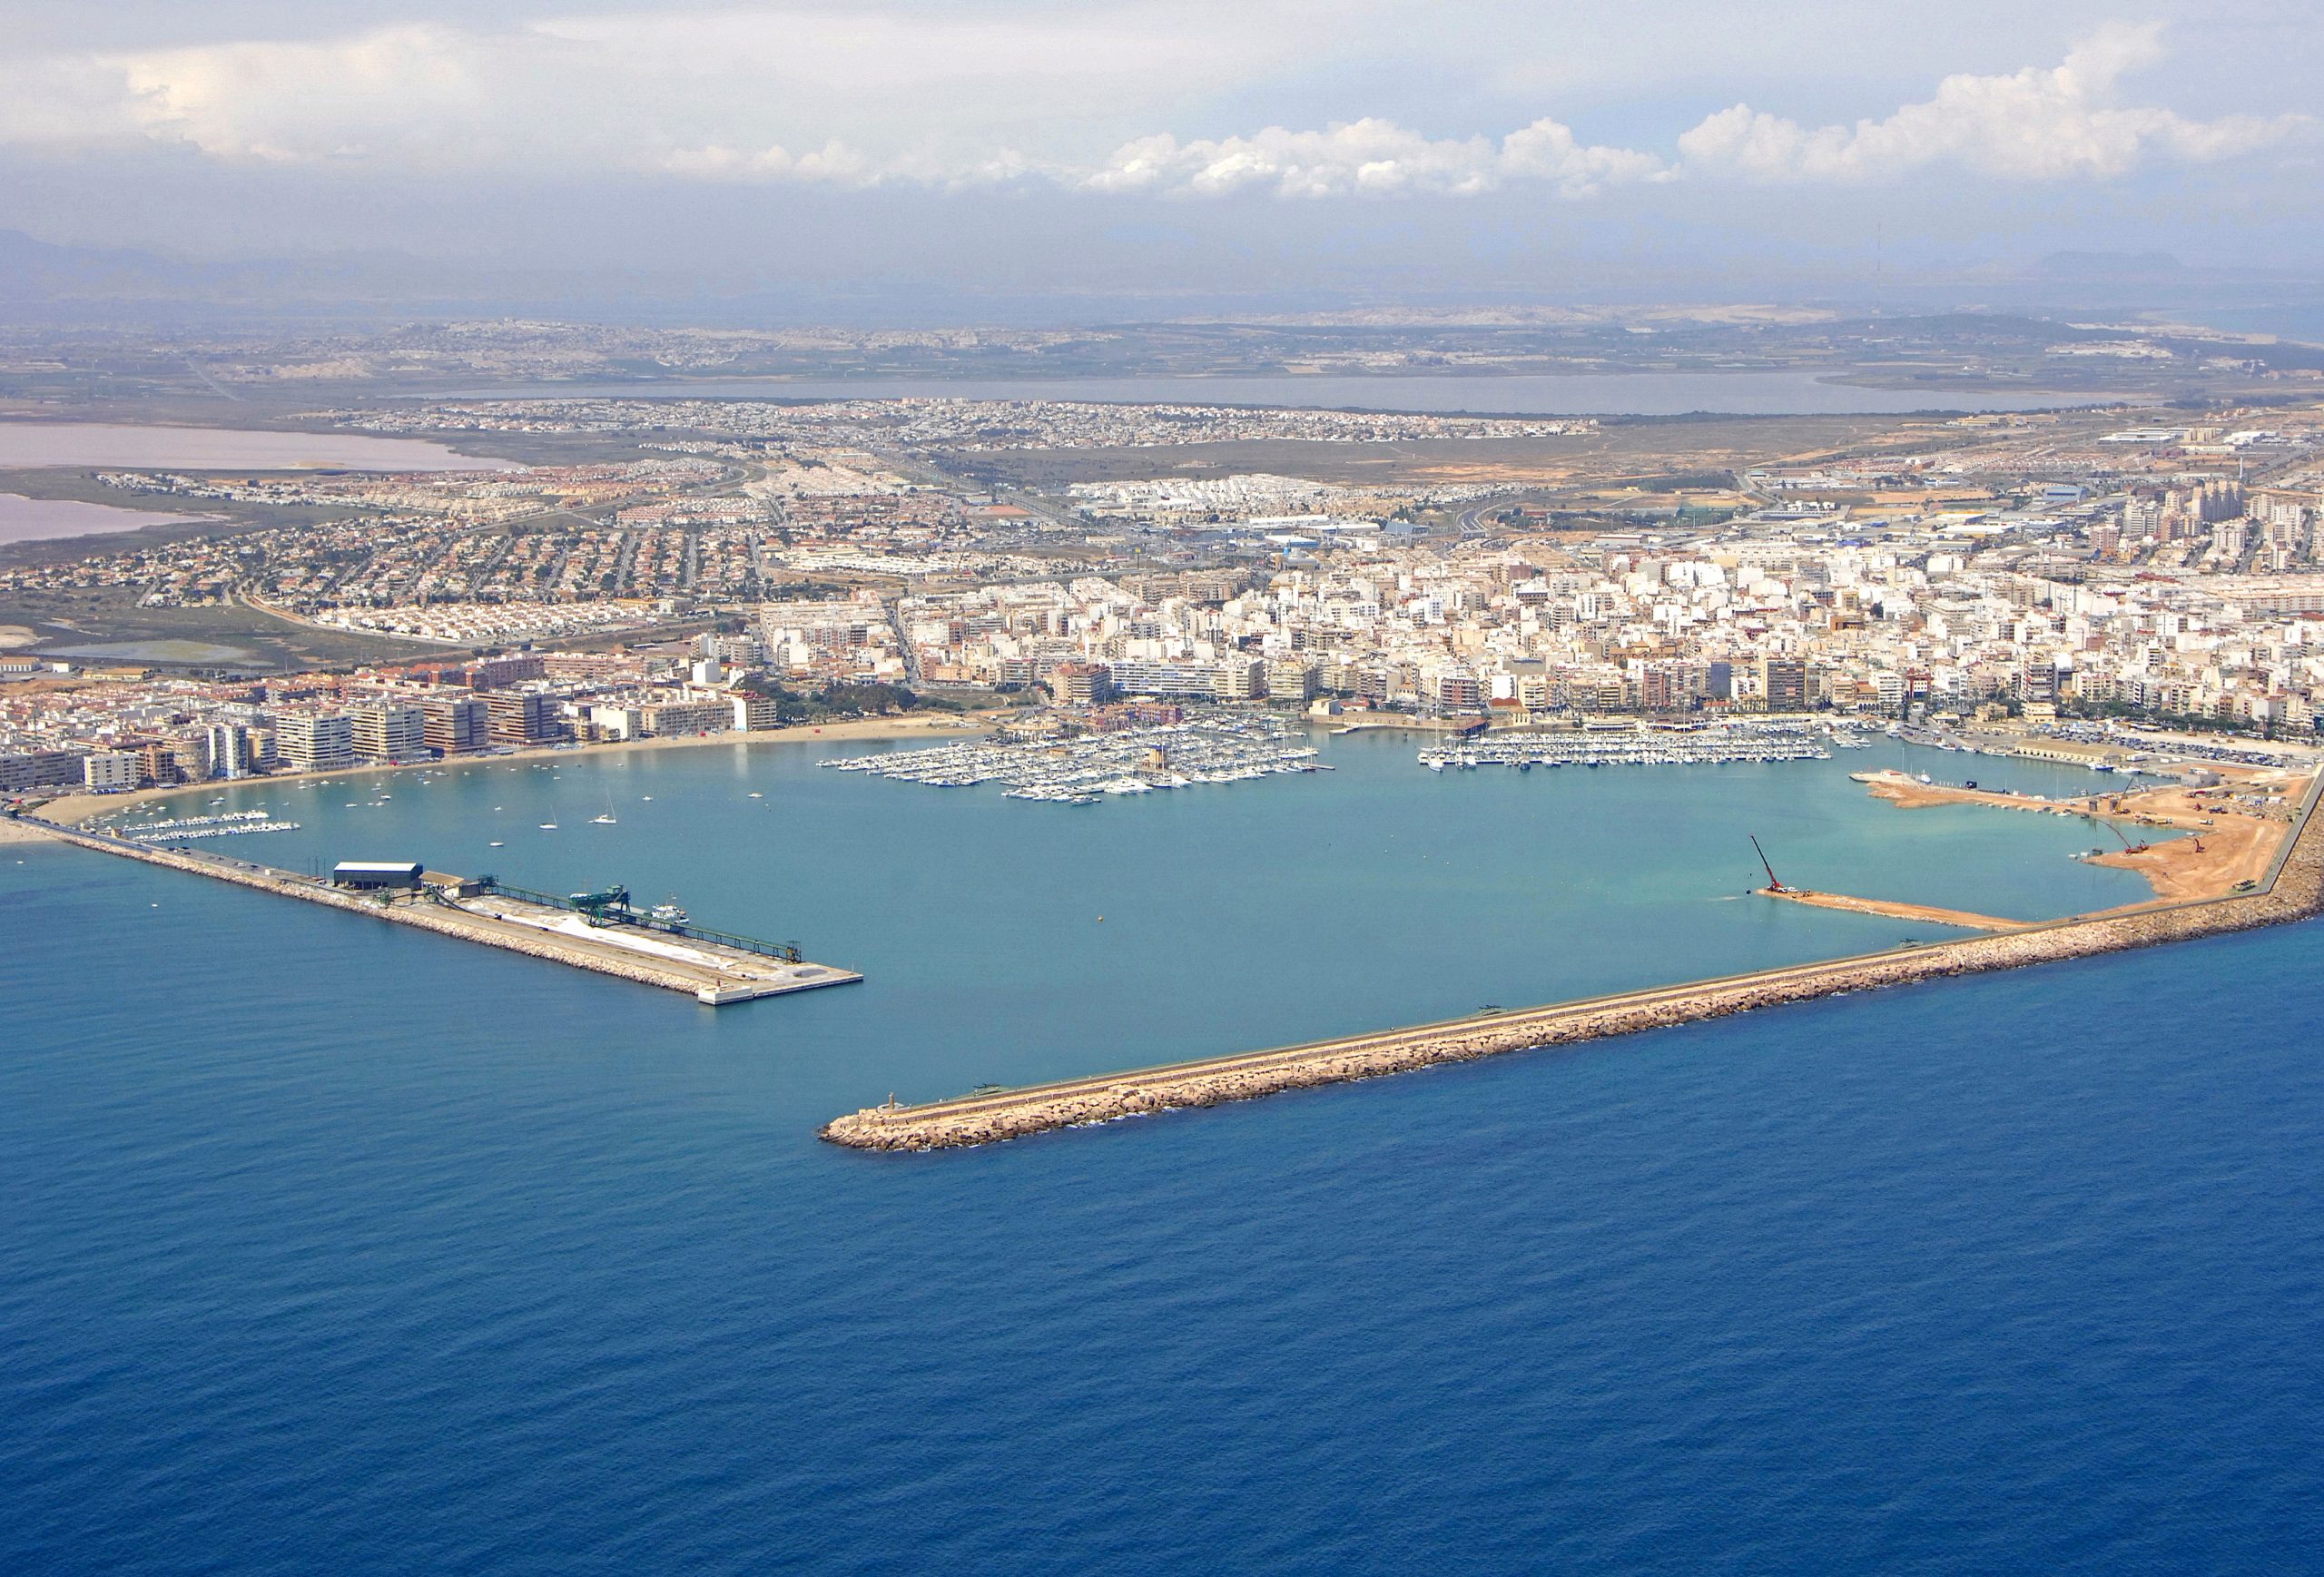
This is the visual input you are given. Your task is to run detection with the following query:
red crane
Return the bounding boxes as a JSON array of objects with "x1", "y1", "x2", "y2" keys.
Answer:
[{"x1": 1751, "y1": 834, "x2": 1787, "y2": 893}]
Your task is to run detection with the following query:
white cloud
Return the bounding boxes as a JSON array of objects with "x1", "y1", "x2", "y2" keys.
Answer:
[
  {"x1": 0, "y1": 11, "x2": 2307, "y2": 204},
  {"x1": 108, "y1": 25, "x2": 493, "y2": 163},
  {"x1": 653, "y1": 143, "x2": 882, "y2": 186},
  {"x1": 1079, "y1": 117, "x2": 1668, "y2": 199},
  {"x1": 0, "y1": 7, "x2": 1314, "y2": 171},
  {"x1": 647, "y1": 141, "x2": 1042, "y2": 191},
  {"x1": 649, "y1": 116, "x2": 1669, "y2": 199},
  {"x1": 1678, "y1": 22, "x2": 2312, "y2": 182}
]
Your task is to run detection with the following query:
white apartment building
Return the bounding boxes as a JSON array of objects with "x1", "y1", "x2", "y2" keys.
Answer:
[
  {"x1": 81, "y1": 750, "x2": 139, "y2": 793},
  {"x1": 351, "y1": 703, "x2": 428, "y2": 764},
  {"x1": 275, "y1": 712, "x2": 356, "y2": 773}
]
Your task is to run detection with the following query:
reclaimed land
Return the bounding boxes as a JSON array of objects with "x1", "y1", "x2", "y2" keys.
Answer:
[
  {"x1": 823, "y1": 773, "x2": 2324, "y2": 1153},
  {"x1": 1758, "y1": 888, "x2": 2024, "y2": 931}
]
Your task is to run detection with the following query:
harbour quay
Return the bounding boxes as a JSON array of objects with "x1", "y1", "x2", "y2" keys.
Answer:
[{"x1": 14, "y1": 816, "x2": 861, "y2": 1006}]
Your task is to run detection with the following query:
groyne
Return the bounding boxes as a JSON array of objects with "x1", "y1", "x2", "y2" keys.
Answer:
[
  {"x1": 16, "y1": 816, "x2": 860, "y2": 1005},
  {"x1": 824, "y1": 774, "x2": 2324, "y2": 1152}
]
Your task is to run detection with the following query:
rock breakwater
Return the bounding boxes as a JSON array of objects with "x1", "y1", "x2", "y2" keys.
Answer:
[{"x1": 824, "y1": 779, "x2": 2324, "y2": 1152}]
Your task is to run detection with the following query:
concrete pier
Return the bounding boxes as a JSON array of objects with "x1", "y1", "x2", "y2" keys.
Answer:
[
  {"x1": 18, "y1": 817, "x2": 860, "y2": 1005},
  {"x1": 824, "y1": 774, "x2": 2324, "y2": 1152}
]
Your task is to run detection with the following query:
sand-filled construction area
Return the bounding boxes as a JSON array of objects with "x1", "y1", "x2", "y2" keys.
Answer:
[{"x1": 1858, "y1": 768, "x2": 2294, "y2": 905}]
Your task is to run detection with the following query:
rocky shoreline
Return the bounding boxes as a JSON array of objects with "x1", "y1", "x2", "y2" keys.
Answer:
[{"x1": 824, "y1": 783, "x2": 2324, "y2": 1153}]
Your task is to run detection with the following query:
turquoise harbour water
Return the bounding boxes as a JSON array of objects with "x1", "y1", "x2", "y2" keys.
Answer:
[{"x1": 6, "y1": 734, "x2": 2321, "y2": 1572}]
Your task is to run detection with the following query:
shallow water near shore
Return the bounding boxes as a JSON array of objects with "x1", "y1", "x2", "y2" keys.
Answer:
[{"x1": 7, "y1": 734, "x2": 2321, "y2": 1572}]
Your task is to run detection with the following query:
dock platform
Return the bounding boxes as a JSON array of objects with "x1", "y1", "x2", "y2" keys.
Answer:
[{"x1": 18, "y1": 817, "x2": 860, "y2": 1005}]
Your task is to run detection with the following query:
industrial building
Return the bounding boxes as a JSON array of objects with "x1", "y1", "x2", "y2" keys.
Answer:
[{"x1": 330, "y1": 861, "x2": 424, "y2": 892}]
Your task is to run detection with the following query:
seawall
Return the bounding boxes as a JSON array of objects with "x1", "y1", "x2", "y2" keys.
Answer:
[{"x1": 824, "y1": 774, "x2": 2324, "y2": 1152}]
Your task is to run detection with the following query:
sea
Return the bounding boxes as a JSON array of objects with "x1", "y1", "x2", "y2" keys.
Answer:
[{"x1": 5, "y1": 733, "x2": 2320, "y2": 1574}]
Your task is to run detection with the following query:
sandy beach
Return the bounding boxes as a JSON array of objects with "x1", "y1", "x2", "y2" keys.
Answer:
[{"x1": 35, "y1": 712, "x2": 994, "y2": 825}]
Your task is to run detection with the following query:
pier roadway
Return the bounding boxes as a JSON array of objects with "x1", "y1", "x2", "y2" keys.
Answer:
[
  {"x1": 17, "y1": 818, "x2": 860, "y2": 1005},
  {"x1": 824, "y1": 772, "x2": 2324, "y2": 1152}
]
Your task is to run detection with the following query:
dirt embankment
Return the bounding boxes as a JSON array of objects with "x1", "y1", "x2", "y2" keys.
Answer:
[
  {"x1": 2086, "y1": 811, "x2": 2278, "y2": 901},
  {"x1": 1860, "y1": 769, "x2": 2296, "y2": 904}
]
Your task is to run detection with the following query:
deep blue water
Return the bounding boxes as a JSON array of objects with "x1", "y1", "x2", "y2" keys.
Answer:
[{"x1": 7, "y1": 737, "x2": 2321, "y2": 1572}]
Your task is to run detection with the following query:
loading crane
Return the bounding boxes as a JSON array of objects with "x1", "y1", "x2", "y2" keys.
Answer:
[
  {"x1": 468, "y1": 875, "x2": 805, "y2": 963},
  {"x1": 569, "y1": 884, "x2": 633, "y2": 927}
]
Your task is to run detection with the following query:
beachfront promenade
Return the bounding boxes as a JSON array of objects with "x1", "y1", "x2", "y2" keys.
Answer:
[{"x1": 823, "y1": 774, "x2": 2324, "y2": 1152}]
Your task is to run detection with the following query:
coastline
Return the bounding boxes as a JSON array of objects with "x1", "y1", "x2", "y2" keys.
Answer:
[{"x1": 38, "y1": 712, "x2": 993, "y2": 825}]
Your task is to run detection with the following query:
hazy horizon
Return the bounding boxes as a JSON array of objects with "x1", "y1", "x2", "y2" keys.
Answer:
[{"x1": 5, "y1": 3, "x2": 2321, "y2": 324}]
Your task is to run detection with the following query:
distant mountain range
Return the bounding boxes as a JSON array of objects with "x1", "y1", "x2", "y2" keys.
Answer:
[{"x1": 2, "y1": 229, "x2": 2320, "y2": 334}]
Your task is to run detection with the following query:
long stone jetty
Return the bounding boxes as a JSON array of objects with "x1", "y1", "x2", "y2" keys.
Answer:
[
  {"x1": 824, "y1": 774, "x2": 2324, "y2": 1152},
  {"x1": 16, "y1": 815, "x2": 860, "y2": 1005}
]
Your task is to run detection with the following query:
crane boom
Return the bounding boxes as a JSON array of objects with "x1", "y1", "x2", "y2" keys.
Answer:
[{"x1": 1750, "y1": 834, "x2": 1785, "y2": 892}]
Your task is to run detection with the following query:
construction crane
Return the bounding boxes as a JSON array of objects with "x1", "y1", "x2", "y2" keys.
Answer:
[
  {"x1": 2103, "y1": 822, "x2": 2150, "y2": 855},
  {"x1": 1750, "y1": 834, "x2": 1787, "y2": 893}
]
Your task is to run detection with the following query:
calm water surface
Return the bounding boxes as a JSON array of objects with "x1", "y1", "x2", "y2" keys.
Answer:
[
  {"x1": 7, "y1": 736, "x2": 2319, "y2": 1573},
  {"x1": 451, "y1": 371, "x2": 2107, "y2": 417},
  {"x1": 0, "y1": 492, "x2": 214, "y2": 543},
  {"x1": 0, "y1": 422, "x2": 517, "y2": 472}
]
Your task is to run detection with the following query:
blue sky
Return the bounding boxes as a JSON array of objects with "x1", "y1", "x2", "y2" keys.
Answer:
[{"x1": 3, "y1": 3, "x2": 2318, "y2": 305}]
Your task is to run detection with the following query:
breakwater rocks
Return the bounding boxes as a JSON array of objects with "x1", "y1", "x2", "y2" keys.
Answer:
[{"x1": 825, "y1": 791, "x2": 2324, "y2": 1153}]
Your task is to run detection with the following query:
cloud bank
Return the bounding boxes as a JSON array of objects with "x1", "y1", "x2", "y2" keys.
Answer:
[
  {"x1": 0, "y1": 15, "x2": 2306, "y2": 201},
  {"x1": 1677, "y1": 23, "x2": 2307, "y2": 182}
]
